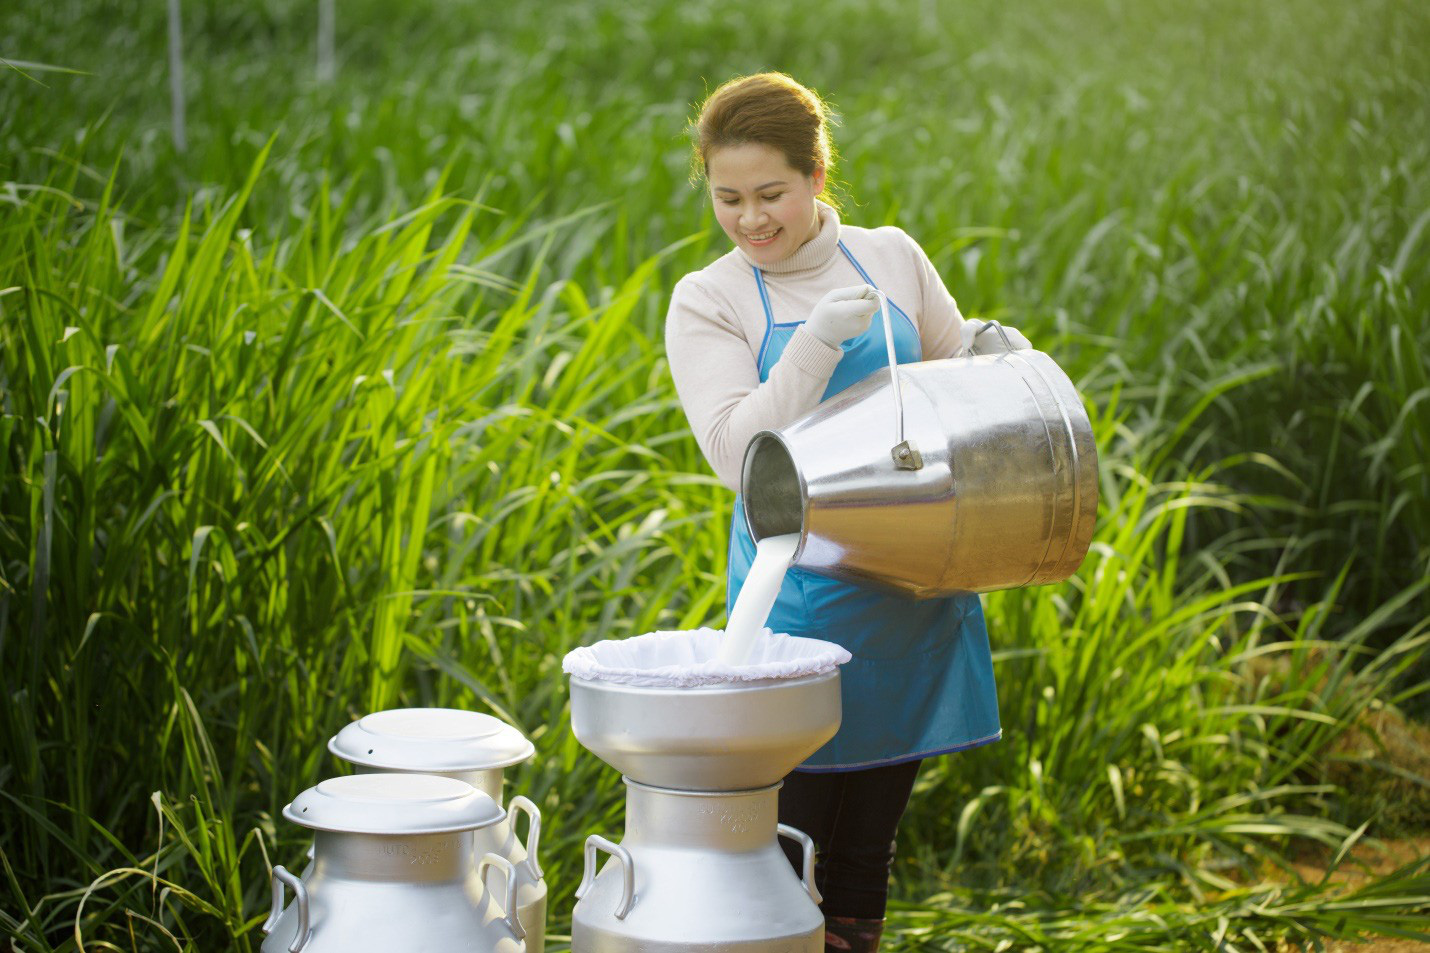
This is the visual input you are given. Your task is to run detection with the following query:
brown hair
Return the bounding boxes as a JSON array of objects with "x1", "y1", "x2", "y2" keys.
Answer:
[{"x1": 691, "y1": 72, "x2": 840, "y2": 207}]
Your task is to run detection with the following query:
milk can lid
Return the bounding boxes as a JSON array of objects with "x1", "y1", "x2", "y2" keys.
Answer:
[
  {"x1": 328, "y1": 708, "x2": 536, "y2": 772},
  {"x1": 282, "y1": 774, "x2": 505, "y2": 835}
]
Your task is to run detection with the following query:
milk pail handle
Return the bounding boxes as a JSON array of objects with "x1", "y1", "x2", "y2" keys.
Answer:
[
  {"x1": 974, "y1": 319, "x2": 1016, "y2": 351},
  {"x1": 575, "y1": 834, "x2": 635, "y2": 920},
  {"x1": 869, "y1": 289, "x2": 922, "y2": 470},
  {"x1": 777, "y1": 824, "x2": 823, "y2": 905},
  {"x1": 507, "y1": 794, "x2": 544, "y2": 880},
  {"x1": 477, "y1": 853, "x2": 527, "y2": 941},
  {"x1": 262, "y1": 865, "x2": 311, "y2": 953}
]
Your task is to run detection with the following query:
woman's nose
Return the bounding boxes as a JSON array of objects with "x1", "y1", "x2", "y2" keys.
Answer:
[{"x1": 739, "y1": 208, "x2": 768, "y2": 230}]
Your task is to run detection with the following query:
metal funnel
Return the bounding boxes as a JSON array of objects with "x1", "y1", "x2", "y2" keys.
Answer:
[{"x1": 569, "y1": 671, "x2": 840, "y2": 791}]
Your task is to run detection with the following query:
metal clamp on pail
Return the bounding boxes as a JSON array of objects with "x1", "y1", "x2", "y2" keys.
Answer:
[{"x1": 740, "y1": 294, "x2": 1097, "y2": 599}]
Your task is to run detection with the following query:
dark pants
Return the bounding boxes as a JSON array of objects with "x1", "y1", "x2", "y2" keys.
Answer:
[{"x1": 777, "y1": 760, "x2": 922, "y2": 920}]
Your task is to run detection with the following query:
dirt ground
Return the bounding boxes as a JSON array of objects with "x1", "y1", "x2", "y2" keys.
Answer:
[
  {"x1": 1266, "y1": 696, "x2": 1430, "y2": 953},
  {"x1": 1276, "y1": 836, "x2": 1430, "y2": 952}
]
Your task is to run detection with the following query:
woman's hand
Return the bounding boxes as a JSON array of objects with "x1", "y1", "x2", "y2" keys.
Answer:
[
  {"x1": 805, "y1": 285, "x2": 880, "y2": 347},
  {"x1": 960, "y1": 319, "x2": 1032, "y2": 355}
]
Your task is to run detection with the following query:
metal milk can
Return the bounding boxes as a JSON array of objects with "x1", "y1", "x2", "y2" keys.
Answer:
[
  {"x1": 262, "y1": 774, "x2": 526, "y2": 953},
  {"x1": 328, "y1": 708, "x2": 548, "y2": 953},
  {"x1": 572, "y1": 779, "x2": 823, "y2": 953},
  {"x1": 741, "y1": 307, "x2": 1098, "y2": 598}
]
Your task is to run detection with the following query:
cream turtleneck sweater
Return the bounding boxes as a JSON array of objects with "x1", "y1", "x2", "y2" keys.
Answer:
[{"x1": 665, "y1": 201, "x2": 968, "y2": 490}]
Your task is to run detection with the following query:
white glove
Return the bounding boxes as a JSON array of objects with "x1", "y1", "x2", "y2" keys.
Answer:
[
  {"x1": 960, "y1": 318, "x2": 1032, "y2": 356},
  {"x1": 804, "y1": 285, "x2": 880, "y2": 348}
]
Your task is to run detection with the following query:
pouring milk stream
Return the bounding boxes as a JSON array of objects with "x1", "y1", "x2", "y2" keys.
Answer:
[
  {"x1": 714, "y1": 290, "x2": 888, "y2": 667},
  {"x1": 714, "y1": 533, "x2": 801, "y2": 665}
]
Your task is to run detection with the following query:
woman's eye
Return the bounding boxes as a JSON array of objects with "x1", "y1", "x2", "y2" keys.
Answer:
[
  {"x1": 720, "y1": 198, "x2": 740, "y2": 206},
  {"x1": 761, "y1": 193, "x2": 783, "y2": 202}
]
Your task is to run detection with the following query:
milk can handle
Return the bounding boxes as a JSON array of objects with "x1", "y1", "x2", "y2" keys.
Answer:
[
  {"x1": 477, "y1": 853, "x2": 527, "y2": 942},
  {"x1": 870, "y1": 289, "x2": 922, "y2": 470},
  {"x1": 508, "y1": 794, "x2": 544, "y2": 880},
  {"x1": 777, "y1": 824, "x2": 823, "y2": 906},
  {"x1": 575, "y1": 834, "x2": 635, "y2": 920},
  {"x1": 262, "y1": 865, "x2": 311, "y2": 953}
]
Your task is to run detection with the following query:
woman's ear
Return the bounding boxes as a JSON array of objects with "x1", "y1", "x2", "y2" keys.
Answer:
[{"x1": 812, "y1": 163, "x2": 826, "y2": 195}]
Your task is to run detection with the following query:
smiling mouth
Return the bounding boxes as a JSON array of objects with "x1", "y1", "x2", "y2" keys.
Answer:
[{"x1": 743, "y1": 228, "x2": 781, "y2": 245}]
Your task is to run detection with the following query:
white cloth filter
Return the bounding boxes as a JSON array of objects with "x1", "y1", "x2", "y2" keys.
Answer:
[{"x1": 562, "y1": 628, "x2": 851, "y2": 688}]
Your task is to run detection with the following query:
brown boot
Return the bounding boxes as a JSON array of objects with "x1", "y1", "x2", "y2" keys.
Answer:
[{"x1": 824, "y1": 916, "x2": 885, "y2": 953}]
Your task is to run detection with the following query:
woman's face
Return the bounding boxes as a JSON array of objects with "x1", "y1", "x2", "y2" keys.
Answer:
[{"x1": 706, "y1": 142, "x2": 824, "y2": 267}]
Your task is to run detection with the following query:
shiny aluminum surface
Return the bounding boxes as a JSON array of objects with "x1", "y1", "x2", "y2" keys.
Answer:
[
  {"x1": 742, "y1": 349, "x2": 1097, "y2": 598},
  {"x1": 339, "y1": 757, "x2": 546, "y2": 951},
  {"x1": 351, "y1": 762, "x2": 504, "y2": 802},
  {"x1": 329, "y1": 708, "x2": 535, "y2": 773},
  {"x1": 569, "y1": 670, "x2": 840, "y2": 791},
  {"x1": 262, "y1": 826, "x2": 525, "y2": 952},
  {"x1": 284, "y1": 774, "x2": 505, "y2": 835},
  {"x1": 571, "y1": 781, "x2": 822, "y2": 953}
]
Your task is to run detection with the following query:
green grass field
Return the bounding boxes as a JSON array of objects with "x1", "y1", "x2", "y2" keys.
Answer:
[{"x1": 3, "y1": 0, "x2": 1428, "y2": 949}]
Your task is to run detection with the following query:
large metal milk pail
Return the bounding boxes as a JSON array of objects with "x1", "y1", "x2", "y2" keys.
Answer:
[{"x1": 741, "y1": 307, "x2": 1097, "y2": 598}]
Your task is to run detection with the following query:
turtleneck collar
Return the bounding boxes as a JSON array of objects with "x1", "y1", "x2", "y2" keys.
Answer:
[{"x1": 738, "y1": 199, "x2": 841, "y2": 275}]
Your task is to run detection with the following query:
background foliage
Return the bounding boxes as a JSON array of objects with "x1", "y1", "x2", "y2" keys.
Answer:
[{"x1": 2, "y1": 0, "x2": 1428, "y2": 949}]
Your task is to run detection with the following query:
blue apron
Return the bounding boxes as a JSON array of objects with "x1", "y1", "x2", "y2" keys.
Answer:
[{"x1": 728, "y1": 241, "x2": 1002, "y2": 771}]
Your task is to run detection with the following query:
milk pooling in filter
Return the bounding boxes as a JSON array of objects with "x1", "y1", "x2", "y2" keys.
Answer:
[{"x1": 714, "y1": 533, "x2": 800, "y2": 666}]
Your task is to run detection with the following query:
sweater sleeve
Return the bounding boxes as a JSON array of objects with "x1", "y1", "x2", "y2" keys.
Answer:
[
  {"x1": 897, "y1": 228, "x2": 968, "y2": 360},
  {"x1": 665, "y1": 275, "x2": 843, "y2": 491}
]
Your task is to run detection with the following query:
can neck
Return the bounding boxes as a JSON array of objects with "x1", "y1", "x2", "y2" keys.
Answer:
[
  {"x1": 312, "y1": 830, "x2": 474, "y2": 882},
  {"x1": 442, "y1": 768, "x2": 505, "y2": 803},
  {"x1": 351, "y1": 765, "x2": 506, "y2": 804},
  {"x1": 623, "y1": 781, "x2": 780, "y2": 850}
]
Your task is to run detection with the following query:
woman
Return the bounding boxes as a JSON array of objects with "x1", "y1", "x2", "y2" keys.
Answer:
[{"x1": 664, "y1": 72, "x2": 1030, "y2": 953}]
